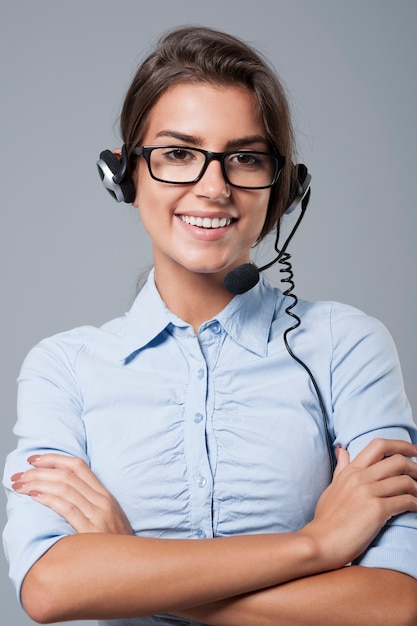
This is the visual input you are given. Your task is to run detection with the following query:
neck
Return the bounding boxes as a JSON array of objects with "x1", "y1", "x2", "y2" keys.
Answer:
[{"x1": 153, "y1": 265, "x2": 235, "y2": 334}]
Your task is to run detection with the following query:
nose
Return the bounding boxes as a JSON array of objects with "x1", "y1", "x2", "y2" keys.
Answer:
[{"x1": 193, "y1": 159, "x2": 231, "y2": 200}]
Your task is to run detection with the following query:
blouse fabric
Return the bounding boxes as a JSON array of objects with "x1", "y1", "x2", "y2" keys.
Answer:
[{"x1": 3, "y1": 272, "x2": 417, "y2": 626}]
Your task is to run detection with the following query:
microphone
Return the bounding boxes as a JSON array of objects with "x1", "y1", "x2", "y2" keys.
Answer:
[
  {"x1": 223, "y1": 256, "x2": 282, "y2": 295},
  {"x1": 223, "y1": 263, "x2": 260, "y2": 294}
]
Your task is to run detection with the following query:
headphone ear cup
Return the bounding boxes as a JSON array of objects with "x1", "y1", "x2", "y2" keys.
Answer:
[
  {"x1": 96, "y1": 150, "x2": 136, "y2": 203},
  {"x1": 284, "y1": 164, "x2": 311, "y2": 214},
  {"x1": 99, "y1": 149, "x2": 121, "y2": 173}
]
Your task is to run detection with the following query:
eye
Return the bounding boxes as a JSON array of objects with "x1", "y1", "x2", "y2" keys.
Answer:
[
  {"x1": 230, "y1": 152, "x2": 262, "y2": 167},
  {"x1": 164, "y1": 148, "x2": 195, "y2": 162},
  {"x1": 238, "y1": 153, "x2": 256, "y2": 164}
]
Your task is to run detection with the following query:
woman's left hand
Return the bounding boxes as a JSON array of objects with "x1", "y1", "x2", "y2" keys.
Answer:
[{"x1": 11, "y1": 454, "x2": 134, "y2": 535}]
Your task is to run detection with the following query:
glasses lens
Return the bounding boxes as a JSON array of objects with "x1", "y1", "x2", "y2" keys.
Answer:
[
  {"x1": 149, "y1": 147, "x2": 206, "y2": 183},
  {"x1": 224, "y1": 152, "x2": 278, "y2": 188}
]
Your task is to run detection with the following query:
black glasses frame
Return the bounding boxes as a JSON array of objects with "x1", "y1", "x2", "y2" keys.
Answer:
[{"x1": 132, "y1": 145, "x2": 285, "y2": 189}]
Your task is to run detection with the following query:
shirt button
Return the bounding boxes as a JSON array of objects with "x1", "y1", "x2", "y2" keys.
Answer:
[
  {"x1": 197, "y1": 475, "x2": 207, "y2": 488},
  {"x1": 197, "y1": 368, "x2": 204, "y2": 379},
  {"x1": 211, "y1": 322, "x2": 221, "y2": 334},
  {"x1": 196, "y1": 529, "x2": 207, "y2": 538},
  {"x1": 194, "y1": 412, "x2": 203, "y2": 424}
]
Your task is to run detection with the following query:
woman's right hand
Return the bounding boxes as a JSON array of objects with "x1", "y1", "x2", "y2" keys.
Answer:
[{"x1": 303, "y1": 438, "x2": 417, "y2": 571}]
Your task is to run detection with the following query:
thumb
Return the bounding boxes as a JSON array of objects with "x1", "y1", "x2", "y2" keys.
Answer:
[{"x1": 333, "y1": 445, "x2": 350, "y2": 479}]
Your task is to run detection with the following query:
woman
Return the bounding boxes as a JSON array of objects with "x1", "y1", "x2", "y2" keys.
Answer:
[{"x1": 3, "y1": 26, "x2": 417, "y2": 626}]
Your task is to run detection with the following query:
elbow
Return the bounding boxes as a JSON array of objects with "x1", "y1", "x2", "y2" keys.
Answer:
[
  {"x1": 21, "y1": 560, "x2": 66, "y2": 624},
  {"x1": 400, "y1": 607, "x2": 417, "y2": 626},
  {"x1": 20, "y1": 536, "x2": 81, "y2": 624},
  {"x1": 403, "y1": 599, "x2": 417, "y2": 626},
  {"x1": 394, "y1": 576, "x2": 417, "y2": 626}
]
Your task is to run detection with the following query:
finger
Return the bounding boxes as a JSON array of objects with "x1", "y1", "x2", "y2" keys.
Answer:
[
  {"x1": 27, "y1": 490, "x2": 99, "y2": 533},
  {"x1": 370, "y1": 474, "x2": 417, "y2": 499},
  {"x1": 350, "y1": 438, "x2": 417, "y2": 470},
  {"x1": 26, "y1": 454, "x2": 111, "y2": 497},
  {"x1": 378, "y1": 492, "x2": 417, "y2": 521},
  {"x1": 35, "y1": 494, "x2": 94, "y2": 532},
  {"x1": 12, "y1": 475, "x2": 101, "y2": 532},
  {"x1": 28, "y1": 486, "x2": 133, "y2": 535},
  {"x1": 369, "y1": 453, "x2": 417, "y2": 481},
  {"x1": 12, "y1": 473, "x2": 127, "y2": 533},
  {"x1": 12, "y1": 467, "x2": 110, "y2": 515},
  {"x1": 333, "y1": 446, "x2": 350, "y2": 479},
  {"x1": 27, "y1": 453, "x2": 85, "y2": 469},
  {"x1": 13, "y1": 472, "x2": 101, "y2": 515},
  {"x1": 12, "y1": 464, "x2": 133, "y2": 535}
]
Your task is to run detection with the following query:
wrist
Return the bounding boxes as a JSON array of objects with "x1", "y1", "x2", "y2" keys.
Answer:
[{"x1": 295, "y1": 523, "x2": 340, "y2": 575}]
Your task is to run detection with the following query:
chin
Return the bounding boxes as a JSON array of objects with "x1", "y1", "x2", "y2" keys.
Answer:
[
  {"x1": 176, "y1": 265, "x2": 227, "y2": 282},
  {"x1": 177, "y1": 258, "x2": 230, "y2": 276}
]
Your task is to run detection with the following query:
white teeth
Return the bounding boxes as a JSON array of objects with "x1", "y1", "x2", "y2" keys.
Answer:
[{"x1": 180, "y1": 215, "x2": 232, "y2": 228}]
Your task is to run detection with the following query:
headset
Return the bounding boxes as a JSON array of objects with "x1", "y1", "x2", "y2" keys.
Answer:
[
  {"x1": 97, "y1": 144, "x2": 136, "y2": 204},
  {"x1": 96, "y1": 146, "x2": 335, "y2": 473}
]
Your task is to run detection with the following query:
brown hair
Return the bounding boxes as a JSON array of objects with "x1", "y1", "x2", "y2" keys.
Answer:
[{"x1": 120, "y1": 25, "x2": 296, "y2": 240}]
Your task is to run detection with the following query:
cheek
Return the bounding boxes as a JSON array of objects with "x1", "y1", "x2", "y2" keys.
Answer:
[
  {"x1": 132, "y1": 162, "x2": 148, "y2": 208},
  {"x1": 246, "y1": 191, "x2": 271, "y2": 236},
  {"x1": 134, "y1": 163, "x2": 186, "y2": 211}
]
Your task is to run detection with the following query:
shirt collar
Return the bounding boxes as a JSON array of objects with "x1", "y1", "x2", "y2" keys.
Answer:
[
  {"x1": 120, "y1": 269, "x2": 281, "y2": 363},
  {"x1": 212, "y1": 277, "x2": 279, "y2": 356}
]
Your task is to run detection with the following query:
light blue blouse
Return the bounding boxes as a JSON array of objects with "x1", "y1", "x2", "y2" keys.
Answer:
[{"x1": 3, "y1": 272, "x2": 417, "y2": 626}]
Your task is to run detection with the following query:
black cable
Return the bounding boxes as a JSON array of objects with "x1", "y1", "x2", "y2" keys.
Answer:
[
  {"x1": 273, "y1": 191, "x2": 336, "y2": 474},
  {"x1": 279, "y1": 252, "x2": 336, "y2": 473}
]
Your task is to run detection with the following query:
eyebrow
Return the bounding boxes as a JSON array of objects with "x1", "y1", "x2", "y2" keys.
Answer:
[{"x1": 153, "y1": 130, "x2": 269, "y2": 150}]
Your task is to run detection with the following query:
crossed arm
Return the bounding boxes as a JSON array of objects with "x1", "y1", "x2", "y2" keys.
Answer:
[{"x1": 11, "y1": 438, "x2": 417, "y2": 625}]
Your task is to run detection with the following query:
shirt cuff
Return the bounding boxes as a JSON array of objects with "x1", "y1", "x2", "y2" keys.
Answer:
[{"x1": 353, "y1": 518, "x2": 417, "y2": 579}]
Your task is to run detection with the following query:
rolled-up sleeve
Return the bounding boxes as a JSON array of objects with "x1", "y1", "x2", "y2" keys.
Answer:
[
  {"x1": 329, "y1": 303, "x2": 417, "y2": 578},
  {"x1": 2, "y1": 331, "x2": 87, "y2": 599}
]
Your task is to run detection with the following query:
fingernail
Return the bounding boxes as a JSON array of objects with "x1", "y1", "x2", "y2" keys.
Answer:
[
  {"x1": 12, "y1": 482, "x2": 26, "y2": 491},
  {"x1": 11, "y1": 472, "x2": 25, "y2": 482},
  {"x1": 27, "y1": 455, "x2": 42, "y2": 464},
  {"x1": 29, "y1": 490, "x2": 43, "y2": 498}
]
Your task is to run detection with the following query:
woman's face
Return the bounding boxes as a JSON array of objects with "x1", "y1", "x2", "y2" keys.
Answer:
[{"x1": 133, "y1": 82, "x2": 271, "y2": 284}]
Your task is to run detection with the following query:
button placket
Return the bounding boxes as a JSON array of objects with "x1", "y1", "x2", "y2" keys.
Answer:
[
  {"x1": 180, "y1": 334, "x2": 213, "y2": 539},
  {"x1": 174, "y1": 323, "x2": 224, "y2": 540}
]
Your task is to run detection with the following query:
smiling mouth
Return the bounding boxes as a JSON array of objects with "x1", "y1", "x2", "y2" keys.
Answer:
[{"x1": 179, "y1": 215, "x2": 233, "y2": 229}]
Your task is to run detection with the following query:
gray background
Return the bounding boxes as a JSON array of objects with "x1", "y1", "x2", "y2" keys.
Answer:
[{"x1": 1, "y1": 1, "x2": 416, "y2": 624}]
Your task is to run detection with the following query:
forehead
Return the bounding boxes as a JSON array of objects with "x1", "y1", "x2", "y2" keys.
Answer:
[{"x1": 142, "y1": 82, "x2": 267, "y2": 146}]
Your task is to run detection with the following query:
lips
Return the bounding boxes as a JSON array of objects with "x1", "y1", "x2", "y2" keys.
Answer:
[{"x1": 179, "y1": 215, "x2": 233, "y2": 229}]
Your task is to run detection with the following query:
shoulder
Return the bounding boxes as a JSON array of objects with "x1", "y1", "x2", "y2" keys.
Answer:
[
  {"x1": 272, "y1": 293, "x2": 399, "y2": 380},
  {"x1": 293, "y1": 297, "x2": 394, "y2": 351},
  {"x1": 323, "y1": 301, "x2": 397, "y2": 365},
  {"x1": 20, "y1": 312, "x2": 129, "y2": 378}
]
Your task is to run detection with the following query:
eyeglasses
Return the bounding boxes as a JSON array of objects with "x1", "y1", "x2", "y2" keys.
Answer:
[{"x1": 132, "y1": 146, "x2": 285, "y2": 189}]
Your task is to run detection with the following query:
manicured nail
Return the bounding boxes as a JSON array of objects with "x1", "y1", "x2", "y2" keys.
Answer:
[
  {"x1": 11, "y1": 472, "x2": 25, "y2": 482},
  {"x1": 27, "y1": 455, "x2": 42, "y2": 464},
  {"x1": 12, "y1": 482, "x2": 26, "y2": 491},
  {"x1": 29, "y1": 490, "x2": 43, "y2": 498}
]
